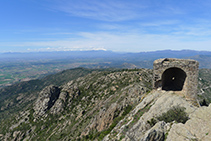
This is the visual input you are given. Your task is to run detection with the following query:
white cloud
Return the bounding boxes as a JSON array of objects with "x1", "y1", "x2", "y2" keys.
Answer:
[
  {"x1": 50, "y1": 0, "x2": 144, "y2": 21},
  {"x1": 139, "y1": 20, "x2": 180, "y2": 27},
  {"x1": 2, "y1": 31, "x2": 211, "y2": 52}
]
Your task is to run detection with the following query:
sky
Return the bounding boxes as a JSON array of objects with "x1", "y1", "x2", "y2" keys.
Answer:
[{"x1": 0, "y1": 0, "x2": 211, "y2": 52}]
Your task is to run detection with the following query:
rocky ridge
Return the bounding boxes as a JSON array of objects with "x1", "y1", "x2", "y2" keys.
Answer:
[
  {"x1": 0, "y1": 68, "x2": 211, "y2": 141},
  {"x1": 104, "y1": 90, "x2": 209, "y2": 140},
  {"x1": 33, "y1": 85, "x2": 60, "y2": 118},
  {"x1": 167, "y1": 104, "x2": 211, "y2": 141},
  {"x1": 1, "y1": 69, "x2": 152, "y2": 140}
]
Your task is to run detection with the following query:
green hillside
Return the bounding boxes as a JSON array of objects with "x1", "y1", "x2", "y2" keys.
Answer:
[{"x1": 0, "y1": 67, "x2": 210, "y2": 140}]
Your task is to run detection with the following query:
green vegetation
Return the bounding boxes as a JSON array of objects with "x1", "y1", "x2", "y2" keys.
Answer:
[
  {"x1": 1, "y1": 64, "x2": 211, "y2": 140},
  {"x1": 198, "y1": 69, "x2": 211, "y2": 105},
  {"x1": 0, "y1": 68, "x2": 96, "y2": 121},
  {"x1": 147, "y1": 118, "x2": 157, "y2": 127},
  {"x1": 0, "y1": 56, "x2": 153, "y2": 89},
  {"x1": 147, "y1": 106, "x2": 189, "y2": 126},
  {"x1": 0, "y1": 58, "x2": 115, "y2": 88},
  {"x1": 0, "y1": 68, "x2": 153, "y2": 140}
]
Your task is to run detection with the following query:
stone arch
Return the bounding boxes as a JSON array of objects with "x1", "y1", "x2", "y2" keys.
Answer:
[{"x1": 162, "y1": 67, "x2": 187, "y2": 91}]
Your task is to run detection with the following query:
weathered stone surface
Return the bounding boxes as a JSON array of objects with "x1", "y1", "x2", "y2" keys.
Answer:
[
  {"x1": 12, "y1": 131, "x2": 25, "y2": 141},
  {"x1": 50, "y1": 91, "x2": 67, "y2": 114},
  {"x1": 62, "y1": 85, "x2": 80, "y2": 103},
  {"x1": 167, "y1": 104, "x2": 211, "y2": 141},
  {"x1": 107, "y1": 89, "x2": 207, "y2": 141},
  {"x1": 105, "y1": 90, "x2": 197, "y2": 141},
  {"x1": 82, "y1": 72, "x2": 151, "y2": 136},
  {"x1": 142, "y1": 121, "x2": 166, "y2": 141},
  {"x1": 50, "y1": 99, "x2": 64, "y2": 114},
  {"x1": 90, "y1": 103, "x2": 120, "y2": 132},
  {"x1": 33, "y1": 85, "x2": 60, "y2": 117},
  {"x1": 153, "y1": 58, "x2": 199, "y2": 105}
]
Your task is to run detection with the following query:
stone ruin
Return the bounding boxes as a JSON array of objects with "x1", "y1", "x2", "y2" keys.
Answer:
[{"x1": 153, "y1": 58, "x2": 199, "y2": 105}]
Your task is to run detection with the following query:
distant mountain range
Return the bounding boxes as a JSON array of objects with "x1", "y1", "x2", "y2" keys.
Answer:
[
  {"x1": 2, "y1": 49, "x2": 211, "y2": 68},
  {"x1": 1, "y1": 49, "x2": 211, "y2": 60}
]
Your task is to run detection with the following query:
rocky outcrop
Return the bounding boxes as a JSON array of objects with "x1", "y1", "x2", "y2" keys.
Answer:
[
  {"x1": 127, "y1": 91, "x2": 195, "y2": 140},
  {"x1": 167, "y1": 104, "x2": 211, "y2": 141},
  {"x1": 50, "y1": 91, "x2": 67, "y2": 114},
  {"x1": 33, "y1": 85, "x2": 60, "y2": 117},
  {"x1": 62, "y1": 84, "x2": 80, "y2": 104},
  {"x1": 90, "y1": 103, "x2": 120, "y2": 132},
  {"x1": 4, "y1": 68, "x2": 211, "y2": 141},
  {"x1": 104, "y1": 90, "x2": 197, "y2": 140},
  {"x1": 104, "y1": 88, "x2": 211, "y2": 141},
  {"x1": 142, "y1": 121, "x2": 166, "y2": 141}
]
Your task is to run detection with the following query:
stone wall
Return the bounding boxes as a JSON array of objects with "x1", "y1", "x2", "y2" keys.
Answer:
[{"x1": 153, "y1": 58, "x2": 199, "y2": 105}]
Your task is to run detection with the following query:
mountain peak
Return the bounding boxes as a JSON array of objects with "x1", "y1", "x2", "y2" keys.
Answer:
[{"x1": 0, "y1": 66, "x2": 211, "y2": 140}]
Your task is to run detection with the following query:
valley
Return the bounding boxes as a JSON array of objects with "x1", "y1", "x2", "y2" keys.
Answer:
[{"x1": 1, "y1": 50, "x2": 211, "y2": 88}]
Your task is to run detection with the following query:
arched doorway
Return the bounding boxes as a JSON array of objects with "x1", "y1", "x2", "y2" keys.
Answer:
[{"x1": 162, "y1": 67, "x2": 187, "y2": 91}]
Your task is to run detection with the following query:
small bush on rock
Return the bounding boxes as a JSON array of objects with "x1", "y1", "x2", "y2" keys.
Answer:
[
  {"x1": 157, "y1": 106, "x2": 189, "y2": 124},
  {"x1": 147, "y1": 118, "x2": 157, "y2": 127}
]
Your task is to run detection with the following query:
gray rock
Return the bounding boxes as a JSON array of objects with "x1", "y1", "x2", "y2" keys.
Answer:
[
  {"x1": 167, "y1": 104, "x2": 211, "y2": 141},
  {"x1": 50, "y1": 91, "x2": 67, "y2": 114},
  {"x1": 105, "y1": 90, "x2": 197, "y2": 141},
  {"x1": 141, "y1": 121, "x2": 166, "y2": 141},
  {"x1": 145, "y1": 130, "x2": 164, "y2": 141},
  {"x1": 50, "y1": 99, "x2": 64, "y2": 114},
  {"x1": 33, "y1": 85, "x2": 60, "y2": 117}
]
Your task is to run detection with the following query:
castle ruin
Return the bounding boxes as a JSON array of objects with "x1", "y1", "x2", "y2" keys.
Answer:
[{"x1": 153, "y1": 58, "x2": 199, "y2": 104}]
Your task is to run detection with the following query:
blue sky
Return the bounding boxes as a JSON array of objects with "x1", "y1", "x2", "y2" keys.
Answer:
[{"x1": 0, "y1": 0, "x2": 211, "y2": 52}]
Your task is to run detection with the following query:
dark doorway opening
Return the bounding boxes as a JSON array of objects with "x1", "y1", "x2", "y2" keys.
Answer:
[{"x1": 162, "y1": 67, "x2": 187, "y2": 91}]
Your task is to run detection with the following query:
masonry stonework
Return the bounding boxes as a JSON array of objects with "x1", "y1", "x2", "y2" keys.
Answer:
[{"x1": 153, "y1": 58, "x2": 199, "y2": 104}]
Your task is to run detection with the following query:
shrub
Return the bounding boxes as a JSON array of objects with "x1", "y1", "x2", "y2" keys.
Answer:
[
  {"x1": 157, "y1": 106, "x2": 189, "y2": 124},
  {"x1": 200, "y1": 99, "x2": 209, "y2": 106},
  {"x1": 147, "y1": 118, "x2": 157, "y2": 127}
]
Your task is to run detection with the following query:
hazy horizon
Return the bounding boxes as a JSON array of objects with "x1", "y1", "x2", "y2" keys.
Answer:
[
  {"x1": 0, "y1": 49, "x2": 211, "y2": 54},
  {"x1": 1, "y1": 49, "x2": 211, "y2": 54}
]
